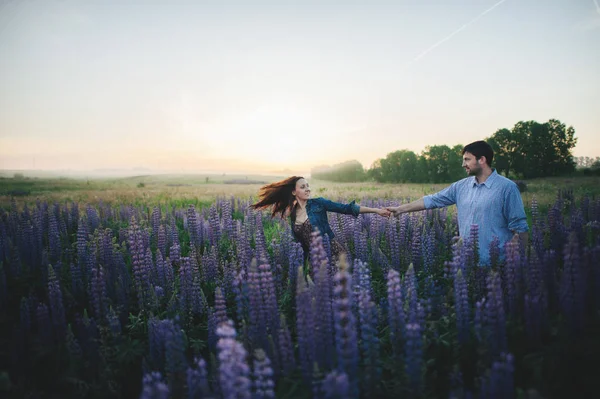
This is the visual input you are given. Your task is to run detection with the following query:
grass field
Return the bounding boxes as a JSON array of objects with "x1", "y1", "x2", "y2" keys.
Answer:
[{"x1": 1, "y1": 173, "x2": 599, "y2": 211}]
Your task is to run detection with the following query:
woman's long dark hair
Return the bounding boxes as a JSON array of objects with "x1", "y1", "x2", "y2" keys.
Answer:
[{"x1": 250, "y1": 176, "x2": 304, "y2": 220}]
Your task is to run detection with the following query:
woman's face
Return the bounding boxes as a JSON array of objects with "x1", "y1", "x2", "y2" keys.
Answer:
[{"x1": 292, "y1": 178, "x2": 311, "y2": 201}]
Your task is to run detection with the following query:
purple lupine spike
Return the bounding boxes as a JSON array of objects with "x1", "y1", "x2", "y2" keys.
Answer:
[
  {"x1": 479, "y1": 353, "x2": 515, "y2": 399},
  {"x1": 106, "y1": 306, "x2": 122, "y2": 339},
  {"x1": 139, "y1": 371, "x2": 169, "y2": 399},
  {"x1": 466, "y1": 224, "x2": 480, "y2": 269},
  {"x1": 151, "y1": 206, "x2": 161, "y2": 245},
  {"x1": 309, "y1": 230, "x2": 329, "y2": 279},
  {"x1": 386, "y1": 219, "x2": 401, "y2": 270},
  {"x1": 191, "y1": 277, "x2": 206, "y2": 318},
  {"x1": 489, "y1": 236, "x2": 501, "y2": 270},
  {"x1": 353, "y1": 224, "x2": 368, "y2": 263},
  {"x1": 387, "y1": 268, "x2": 406, "y2": 359},
  {"x1": 187, "y1": 356, "x2": 211, "y2": 399},
  {"x1": 543, "y1": 249, "x2": 558, "y2": 311},
  {"x1": 90, "y1": 261, "x2": 108, "y2": 319},
  {"x1": 357, "y1": 285, "x2": 380, "y2": 394},
  {"x1": 296, "y1": 266, "x2": 316, "y2": 383},
  {"x1": 209, "y1": 204, "x2": 221, "y2": 246},
  {"x1": 277, "y1": 315, "x2": 295, "y2": 376},
  {"x1": 560, "y1": 231, "x2": 586, "y2": 334},
  {"x1": 422, "y1": 225, "x2": 436, "y2": 276},
  {"x1": 322, "y1": 370, "x2": 350, "y2": 399},
  {"x1": 170, "y1": 241, "x2": 181, "y2": 268},
  {"x1": 130, "y1": 217, "x2": 151, "y2": 311},
  {"x1": 247, "y1": 259, "x2": 267, "y2": 349},
  {"x1": 474, "y1": 299, "x2": 486, "y2": 343},
  {"x1": 221, "y1": 198, "x2": 233, "y2": 239},
  {"x1": 410, "y1": 225, "x2": 422, "y2": 271},
  {"x1": 333, "y1": 254, "x2": 359, "y2": 395},
  {"x1": 217, "y1": 320, "x2": 251, "y2": 399},
  {"x1": 454, "y1": 269, "x2": 470, "y2": 344},
  {"x1": 314, "y1": 257, "x2": 335, "y2": 371},
  {"x1": 157, "y1": 225, "x2": 167, "y2": 258},
  {"x1": 502, "y1": 238, "x2": 522, "y2": 319},
  {"x1": 86, "y1": 204, "x2": 100, "y2": 233},
  {"x1": 201, "y1": 246, "x2": 218, "y2": 283},
  {"x1": 233, "y1": 268, "x2": 248, "y2": 330},
  {"x1": 259, "y1": 262, "x2": 280, "y2": 337},
  {"x1": 404, "y1": 264, "x2": 419, "y2": 324},
  {"x1": 47, "y1": 265, "x2": 66, "y2": 339},
  {"x1": 214, "y1": 286, "x2": 228, "y2": 326},
  {"x1": 186, "y1": 205, "x2": 201, "y2": 248},
  {"x1": 154, "y1": 250, "x2": 167, "y2": 296},
  {"x1": 405, "y1": 323, "x2": 423, "y2": 394},
  {"x1": 485, "y1": 272, "x2": 507, "y2": 357},
  {"x1": 178, "y1": 257, "x2": 194, "y2": 319},
  {"x1": 66, "y1": 324, "x2": 82, "y2": 361},
  {"x1": 145, "y1": 246, "x2": 156, "y2": 287},
  {"x1": 253, "y1": 349, "x2": 275, "y2": 399},
  {"x1": 48, "y1": 209, "x2": 61, "y2": 263},
  {"x1": 164, "y1": 320, "x2": 187, "y2": 395}
]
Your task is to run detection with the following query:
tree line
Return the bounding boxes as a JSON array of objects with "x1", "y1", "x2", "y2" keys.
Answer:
[{"x1": 311, "y1": 119, "x2": 593, "y2": 183}]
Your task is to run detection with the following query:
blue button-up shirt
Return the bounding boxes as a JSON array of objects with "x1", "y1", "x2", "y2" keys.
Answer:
[{"x1": 423, "y1": 170, "x2": 529, "y2": 265}]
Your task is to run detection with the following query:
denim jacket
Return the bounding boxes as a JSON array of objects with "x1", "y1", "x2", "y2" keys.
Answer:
[{"x1": 291, "y1": 197, "x2": 360, "y2": 240}]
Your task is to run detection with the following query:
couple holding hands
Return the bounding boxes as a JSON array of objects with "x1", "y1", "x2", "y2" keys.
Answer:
[{"x1": 250, "y1": 140, "x2": 529, "y2": 266}]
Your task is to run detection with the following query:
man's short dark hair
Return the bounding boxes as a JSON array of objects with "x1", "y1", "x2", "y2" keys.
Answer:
[{"x1": 462, "y1": 140, "x2": 494, "y2": 167}]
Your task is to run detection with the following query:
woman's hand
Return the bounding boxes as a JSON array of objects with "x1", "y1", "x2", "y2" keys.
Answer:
[{"x1": 375, "y1": 208, "x2": 391, "y2": 217}]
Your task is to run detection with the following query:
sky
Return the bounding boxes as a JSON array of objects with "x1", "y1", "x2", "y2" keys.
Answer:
[{"x1": 1, "y1": 0, "x2": 599, "y2": 175}]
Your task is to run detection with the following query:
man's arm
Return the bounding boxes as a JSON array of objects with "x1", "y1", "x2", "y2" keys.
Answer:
[{"x1": 386, "y1": 198, "x2": 426, "y2": 216}]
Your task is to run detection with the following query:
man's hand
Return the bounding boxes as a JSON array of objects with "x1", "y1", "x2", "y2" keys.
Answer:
[
  {"x1": 375, "y1": 208, "x2": 391, "y2": 218},
  {"x1": 385, "y1": 206, "x2": 402, "y2": 217}
]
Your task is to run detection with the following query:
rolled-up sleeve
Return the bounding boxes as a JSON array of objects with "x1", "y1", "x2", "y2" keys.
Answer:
[
  {"x1": 505, "y1": 185, "x2": 529, "y2": 233},
  {"x1": 423, "y1": 183, "x2": 458, "y2": 209},
  {"x1": 319, "y1": 198, "x2": 360, "y2": 217}
]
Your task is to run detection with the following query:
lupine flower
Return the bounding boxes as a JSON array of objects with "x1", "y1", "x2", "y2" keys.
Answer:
[
  {"x1": 322, "y1": 370, "x2": 350, "y2": 399},
  {"x1": 387, "y1": 268, "x2": 406, "y2": 358},
  {"x1": 560, "y1": 232, "x2": 586, "y2": 334},
  {"x1": 454, "y1": 269, "x2": 470, "y2": 344},
  {"x1": 405, "y1": 323, "x2": 423, "y2": 394},
  {"x1": 139, "y1": 372, "x2": 169, "y2": 399},
  {"x1": 296, "y1": 267, "x2": 316, "y2": 383},
  {"x1": 187, "y1": 356, "x2": 211, "y2": 399},
  {"x1": 217, "y1": 320, "x2": 251, "y2": 399},
  {"x1": 253, "y1": 349, "x2": 275, "y2": 399},
  {"x1": 357, "y1": 286, "x2": 380, "y2": 394},
  {"x1": 333, "y1": 254, "x2": 359, "y2": 395},
  {"x1": 277, "y1": 315, "x2": 295, "y2": 375},
  {"x1": 47, "y1": 265, "x2": 66, "y2": 339},
  {"x1": 485, "y1": 272, "x2": 507, "y2": 357},
  {"x1": 479, "y1": 353, "x2": 515, "y2": 399}
]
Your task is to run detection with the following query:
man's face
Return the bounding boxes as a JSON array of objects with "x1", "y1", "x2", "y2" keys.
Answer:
[{"x1": 462, "y1": 152, "x2": 483, "y2": 176}]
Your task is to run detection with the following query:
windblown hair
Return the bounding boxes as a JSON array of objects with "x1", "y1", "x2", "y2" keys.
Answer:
[{"x1": 250, "y1": 176, "x2": 304, "y2": 219}]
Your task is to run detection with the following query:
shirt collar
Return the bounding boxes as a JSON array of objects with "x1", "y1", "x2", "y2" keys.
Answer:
[{"x1": 472, "y1": 169, "x2": 498, "y2": 188}]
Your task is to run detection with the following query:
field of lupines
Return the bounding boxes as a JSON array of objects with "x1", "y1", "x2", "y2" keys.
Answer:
[{"x1": 1, "y1": 188, "x2": 599, "y2": 398}]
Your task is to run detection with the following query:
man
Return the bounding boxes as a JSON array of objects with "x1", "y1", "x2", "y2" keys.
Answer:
[{"x1": 386, "y1": 140, "x2": 529, "y2": 265}]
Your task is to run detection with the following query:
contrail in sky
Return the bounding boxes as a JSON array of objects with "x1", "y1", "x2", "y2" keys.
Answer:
[
  {"x1": 411, "y1": 0, "x2": 509, "y2": 63},
  {"x1": 594, "y1": 0, "x2": 600, "y2": 16}
]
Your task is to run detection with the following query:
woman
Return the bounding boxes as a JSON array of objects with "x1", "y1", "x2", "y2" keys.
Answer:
[{"x1": 250, "y1": 176, "x2": 390, "y2": 264}]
